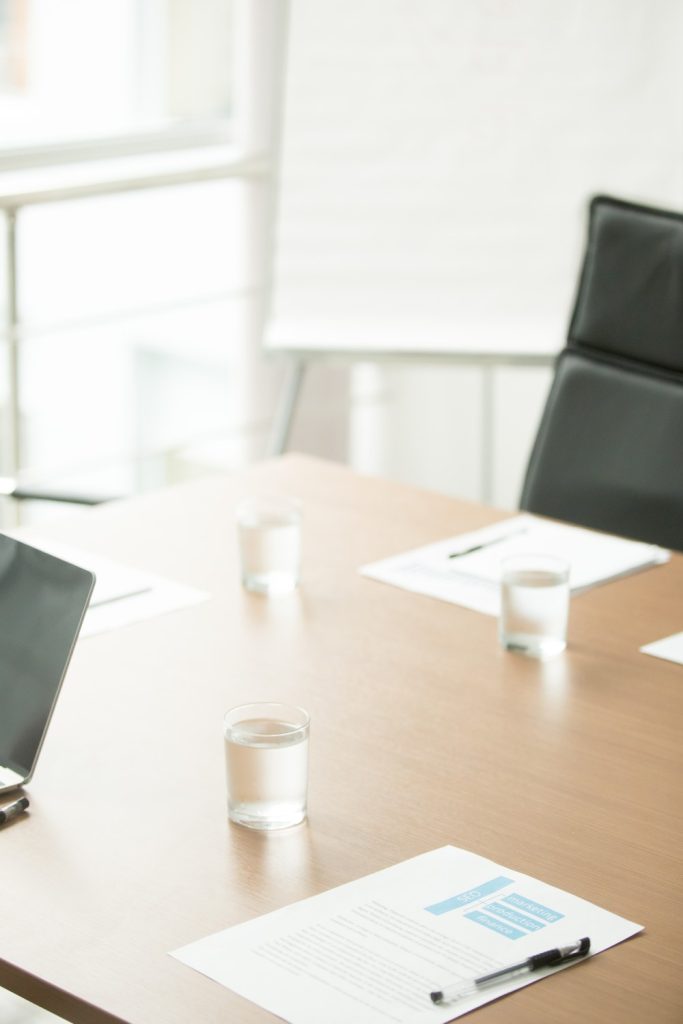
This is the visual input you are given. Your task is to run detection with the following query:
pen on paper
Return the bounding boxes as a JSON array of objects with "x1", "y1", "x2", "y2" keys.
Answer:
[
  {"x1": 429, "y1": 936, "x2": 591, "y2": 1004},
  {"x1": 0, "y1": 796, "x2": 30, "y2": 826},
  {"x1": 448, "y1": 526, "x2": 528, "y2": 559},
  {"x1": 90, "y1": 586, "x2": 153, "y2": 609}
]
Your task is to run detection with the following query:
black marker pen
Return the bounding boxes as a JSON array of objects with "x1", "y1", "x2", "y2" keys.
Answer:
[
  {"x1": 0, "y1": 796, "x2": 30, "y2": 825},
  {"x1": 430, "y1": 937, "x2": 591, "y2": 1003}
]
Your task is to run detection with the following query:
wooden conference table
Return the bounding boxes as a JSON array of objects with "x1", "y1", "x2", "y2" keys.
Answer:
[{"x1": 1, "y1": 454, "x2": 682, "y2": 1024}]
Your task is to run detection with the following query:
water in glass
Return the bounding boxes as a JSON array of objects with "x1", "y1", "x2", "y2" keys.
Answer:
[
  {"x1": 239, "y1": 519, "x2": 300, "y2": 594},
  {"x1": 225, "y1": 718, "x2": 308, "y2": 829},
  {"x1": 500, "y1": 566, "x2": 569, "y2": 658}
]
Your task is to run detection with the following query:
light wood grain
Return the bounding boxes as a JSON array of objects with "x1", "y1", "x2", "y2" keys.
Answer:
[{"x1": 1, "y1": 454, "x2": 682, "y2": 1023}]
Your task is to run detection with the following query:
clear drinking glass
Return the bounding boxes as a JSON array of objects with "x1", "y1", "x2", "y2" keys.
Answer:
[
  {"x1": 236, "y1": 496, "x2": 301, "y2": 595},
  {"x1": 224, "y1": 702, "x2": 310, "y2": 830},
  {"x1": 499, "y1": 554, "x2": 570, "y2": 658}
]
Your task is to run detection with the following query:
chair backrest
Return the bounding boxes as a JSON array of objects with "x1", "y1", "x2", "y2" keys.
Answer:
[{"x1": 519, "y1": 195, "x2": 683, "y2": 551}]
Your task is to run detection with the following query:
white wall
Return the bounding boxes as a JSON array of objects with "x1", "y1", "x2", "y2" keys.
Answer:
[{"x1": 348, "y1": 362, "x2": 553, "y2": 509}]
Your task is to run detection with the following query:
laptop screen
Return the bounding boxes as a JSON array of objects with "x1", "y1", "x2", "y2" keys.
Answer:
[{"x1": 0, "y1": 534, "x2": 95, "y2": 783}]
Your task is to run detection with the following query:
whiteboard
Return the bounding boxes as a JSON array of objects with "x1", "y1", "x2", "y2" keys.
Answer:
[{"x1": 266, "y1": 0, "x2": 683, "y2": 358}]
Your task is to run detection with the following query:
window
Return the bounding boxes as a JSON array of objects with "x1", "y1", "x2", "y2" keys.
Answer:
[
  {"x1": 0, "y1": 0, "x2": 233, "y2": 162},
  {"x1": 0, "y1": 0, "x2": 288, "y2": 523}
]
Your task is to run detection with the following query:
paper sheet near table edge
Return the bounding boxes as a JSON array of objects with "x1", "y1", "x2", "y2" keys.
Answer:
[
  {"x1": 640, "y1": 630, "x2": 683, "y2": 667},
  {"x1": 169, "y1": 845, "x2": 643, "y2": 1024}
]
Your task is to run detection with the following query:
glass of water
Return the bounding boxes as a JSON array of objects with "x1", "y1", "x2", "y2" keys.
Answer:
[
  {"x1": 224, "y1": 702, "x2": 310, "y2": 830},
  {"x1": 499, "y1": 554, "x2": 570, "y2": 658},
  {"x1": 236, "y1": 495, "x2": 301, "y2": 595}
]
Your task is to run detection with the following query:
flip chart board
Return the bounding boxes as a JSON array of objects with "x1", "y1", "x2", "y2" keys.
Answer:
[{"x1": 266, "y1": 0, "x2": 683, "y2": 358}]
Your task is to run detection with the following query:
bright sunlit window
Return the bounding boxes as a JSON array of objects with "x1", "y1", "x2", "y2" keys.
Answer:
[
  {"x1": 0, "y1": 0, "x2": 233, "y2": 159},
  {"x1": 0, "y1": 0, "x2": 274, "y2": 520}
]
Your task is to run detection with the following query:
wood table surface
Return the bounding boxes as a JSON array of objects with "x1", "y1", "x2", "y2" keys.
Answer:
[{"x1": 1, "y1": 454, "x2": 682, "y2": 1024}]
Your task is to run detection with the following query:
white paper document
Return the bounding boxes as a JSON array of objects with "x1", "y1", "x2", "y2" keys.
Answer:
[
  {"x1": 360, "y1": 514, "x2": 669, "y2": 617},
  {"x1": 171, "y1": 846, "x2": 642, "y2": 1024},
  {"x1": 11, "y1": 535, "x2": 208, "y2": 637},
  {"x1": 640, "y1": 630, "x2": 683, "y2": 667}
]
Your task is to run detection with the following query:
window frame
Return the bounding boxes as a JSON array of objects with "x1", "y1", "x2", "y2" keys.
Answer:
[{"x1": 0, "y1": 120, "x2": 235, "y2": 172}]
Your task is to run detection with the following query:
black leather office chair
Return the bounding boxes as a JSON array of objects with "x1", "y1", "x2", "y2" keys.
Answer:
[{"x1": 519, "y1": 195, "x2": 683, "y2": 552}]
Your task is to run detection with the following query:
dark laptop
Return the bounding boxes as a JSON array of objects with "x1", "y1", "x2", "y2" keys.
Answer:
[{"x1": 0, "y1": 533, "x2": 95, "y2": 794}]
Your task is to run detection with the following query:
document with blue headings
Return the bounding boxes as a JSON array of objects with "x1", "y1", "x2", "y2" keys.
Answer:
[{"x1": 171, "y1": 846, "x2": 641, "y2": 1023}]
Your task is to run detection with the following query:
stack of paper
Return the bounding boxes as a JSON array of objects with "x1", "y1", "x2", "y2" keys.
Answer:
[{"x1": 360, "y1": 514, "x2": 669, "y2": 617}]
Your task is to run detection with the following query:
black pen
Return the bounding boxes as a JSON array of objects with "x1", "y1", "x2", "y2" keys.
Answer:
[
  {"x1": 448, "y1": 526, "x2": 528, "y2": 559},
  {"x1": 0, "y1": 795, "x2": 30, "y2": 825},
  {"x1": 430, "y1": 937, "x2": 591, "y2": 1004}
]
